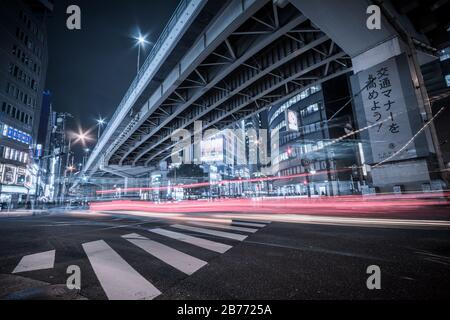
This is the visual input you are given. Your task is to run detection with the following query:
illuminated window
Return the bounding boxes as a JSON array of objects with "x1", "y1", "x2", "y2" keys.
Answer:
[
  {"x1": 4, "y1": 147, "x2": 11, "y2": 159},
  {"x1": 439, "y1": 47, "x2": 450, "y2": 61}
]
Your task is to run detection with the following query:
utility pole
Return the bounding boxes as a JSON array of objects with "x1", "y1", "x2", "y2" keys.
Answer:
[
  {"x1": 56, "y1": 112, "x2": 73, "y2": 205},
  {"x1": 61, "y1": 138, "x2": 72, "y2": 205}
]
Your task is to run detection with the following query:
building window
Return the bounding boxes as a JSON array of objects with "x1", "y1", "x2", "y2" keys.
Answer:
[{"x1": 439, "y1": 47, "x2": 450, "y2": 61}]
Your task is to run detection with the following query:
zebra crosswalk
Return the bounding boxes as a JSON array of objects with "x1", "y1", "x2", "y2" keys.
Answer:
[
  {"x1": 187, "y1": 221, "x2": 258, "y2": 233},
  {"x1": 149, "y1": 227, "x2": 233, "y2": 253},
  {"x1": 82, "y1": 240, "x2": 161, "y2": 300},
  {"x1": 171, "y1": 224, "x2": 248, "y2": 241},
  {"x1": 10, "y1": 218, "x2": 271, "y2": 300},
  {"x1": 122, "y1": 233, "x2": 207, "y2": 275}
]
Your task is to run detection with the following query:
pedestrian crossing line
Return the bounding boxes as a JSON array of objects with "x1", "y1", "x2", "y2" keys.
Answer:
[
  {"x1": 172, "y1": 224, "x2": 248, "y2": 241},
  {"x1": 231, "y1": 221, "x2": 270, "y2": 228},
  {"x1": 82, "y1": 240, "x2": 161, "y2": 300},
  {"x1": 12, "y1": 250, "x2": 55, "y2": 274},
  {"x1": 149, "y1": 228, "x2": 232, "y2": 253},
  {"x1": 122, "y1": 233, "x2": 207, "y2": 275},
  {"x1": 233, "y1": 219, "x2": 272, "y2": 225},
  {"x1": 187, "y1": 221, "x2": 258, "y2": 233}
]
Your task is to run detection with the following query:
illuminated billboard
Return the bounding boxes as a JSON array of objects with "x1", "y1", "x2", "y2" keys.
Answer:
[
  {"x1": 1, "y1": 124, "x2": 32, "y2": 145},
  {"x1": 201, "y1": 137, "x2": 224, "y2": 163},
  {"x1": 285, "y1": 109, "x2": 299, "y2": 132}
]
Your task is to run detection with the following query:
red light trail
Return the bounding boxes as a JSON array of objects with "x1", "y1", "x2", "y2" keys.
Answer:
[
  {"x1": 89, "y1": 192, "x2": 450, "y2": 220},
  {"x1": 95, "y1": 169, "x2": 348, "y2": 195}
]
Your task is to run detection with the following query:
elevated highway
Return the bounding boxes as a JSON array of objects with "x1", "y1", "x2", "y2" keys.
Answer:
[
  {"x1": 80, "y1": 0, "x2": 444, "y2": 193},
  {"x1": 82, "y1": 0, "x2": 352, "y2": 180}
]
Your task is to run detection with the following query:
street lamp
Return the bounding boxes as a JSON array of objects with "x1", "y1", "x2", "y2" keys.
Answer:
[
  {"x1": 135, "y1": 34, "x2": 148, "y2": 75},
  {"x1": 96, "y1": 117, "x2": 106, "y2": 139},
  {"x1": 83, "y1": 148, "x2": 90, "y2": 168},
  {"x1": 61, "y1": 130, "x2": 91, "y2": 205}
]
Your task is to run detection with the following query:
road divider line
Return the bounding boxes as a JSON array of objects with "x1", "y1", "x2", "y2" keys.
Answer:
[
  {"x1": 172, "y1": 224, "x2": 248, "y2": 241},
  {"x1": 82, "y1": 240, "x2": 161, "y2": 300},
  {"x1": 122, "y1": 233, "x2": 207, "y2": 275},
  {"x1": 12, "y1": 250, "x2": 55, "y2": 274},
  {"x1": 187, "y1": 221, "x2": 258, "y2": 233},
  {"x1": 149, "y1": 228, "x2": 232, "y2": 253}
]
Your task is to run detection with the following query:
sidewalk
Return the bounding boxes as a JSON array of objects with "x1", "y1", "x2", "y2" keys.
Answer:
[{"x1": 0, "y1": 209, "x2": 50, "y2": 218}]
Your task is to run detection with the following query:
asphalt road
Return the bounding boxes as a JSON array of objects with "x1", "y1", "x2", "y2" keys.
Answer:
[{"x1": 0, "y1": 209, "x2": 449, "y2": 300}]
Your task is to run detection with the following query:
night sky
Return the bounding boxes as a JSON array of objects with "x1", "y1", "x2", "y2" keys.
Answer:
[{"x1": 45, "y1": 0, "x2": 180, "y2": 161}]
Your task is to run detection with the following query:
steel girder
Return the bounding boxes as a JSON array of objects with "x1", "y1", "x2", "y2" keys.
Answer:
[
  {"x1": 105, "y1": 0, "x2": 271, "y2": 165},
  {"x1": 145, "y1": 58, "x2": 352, "y2": 166},
  {"x1": 108, "y1": 1, "x2": 352, "y2": 171},
  {"x1": 130, "y1": 32, "x2": 333, "y2": 165},
  {"x1": 108, "y1": 1, "x2": 306, "y2": 165},
  {"x1": 136, "y1": 41, "x2": 351, "y2": 166}
]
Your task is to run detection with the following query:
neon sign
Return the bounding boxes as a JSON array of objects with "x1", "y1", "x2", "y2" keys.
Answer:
[{"x1": 1, "y1": 124, "x2": 32, "y2": 145}]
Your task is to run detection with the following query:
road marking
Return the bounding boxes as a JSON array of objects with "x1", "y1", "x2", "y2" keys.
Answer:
[
  {"x1": 172, "y1": 224, "x2": 247, "y2": 241},
  {"x1": 188, "y1": 221, "x2": 258, "y2": 233},
  {"x1": 122, "y1": 233, "x2": 207, "y2": 275},
  {"x1": 233, "y1": 219, "x2": 271, "y2": 225},
  {"x1": 231, "y1": 221, "x2": 267, "y2": 228},
  {"x1": 12, "y1": 250, "x2": 55, "y2": 274},
  {"x1": 82, "y1": 240, "x2": 161, "y2": 300},
  {"x1": 149, "y1": 228, "x2": 232, "y2": 253}
]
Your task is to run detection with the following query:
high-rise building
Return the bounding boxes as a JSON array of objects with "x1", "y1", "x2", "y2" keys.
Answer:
[
  {"x1": 0, "y1": 0, "x2": 53, "y2": 205},
  {"x1": 268, "y1": 75, "x2": 359, "y2": 197}
]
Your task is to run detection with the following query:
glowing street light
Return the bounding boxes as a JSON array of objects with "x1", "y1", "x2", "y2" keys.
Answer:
[
  {"x1": 96, "y1": 117, "x2": 106, "y2": 139},
  {"x1": 137, "y1": 35, "x2": 146, "y2": 44},
  {"x1": 135, "y1": 33, "x2": 149, "y2": 75},
  {"x1": 61, "y1": 128, "x2": 92, "y2": 204},
  {"x1": 72, "y1": 129, "x2": 91, "y2": 145}
]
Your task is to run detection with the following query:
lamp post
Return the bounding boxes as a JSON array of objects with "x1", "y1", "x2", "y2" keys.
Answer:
[
  {"x1": 136, "y1": 35, "x2": 148, "y2": 75},
  {"x1": 82, "y1": 148, "x2": 90, "y2": 169},
  {"x1": 61, "y1": 130, "x2": 89, "y2": 205},
  {"x1": 96, "y1": 117, "x2": 106, "y2": 140}
]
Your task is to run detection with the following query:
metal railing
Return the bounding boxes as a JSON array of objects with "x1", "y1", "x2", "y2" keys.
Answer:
[{"x1": 86, "y1": 0, "x2": 193, "y2": 170}]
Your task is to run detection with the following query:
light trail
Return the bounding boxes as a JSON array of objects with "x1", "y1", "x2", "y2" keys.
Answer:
[
  {"x1": 89, "y1": 192, "x2": 450, "y2": 228},
  {"x1": 95, "y1": 168, "x2": 351, "y2": 195},
  {"x1": 86, "y1": 202, "x2": 450, "y2": 229}
]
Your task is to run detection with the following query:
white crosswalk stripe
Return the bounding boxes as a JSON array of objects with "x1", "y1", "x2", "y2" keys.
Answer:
[
  {"x1": 82, "y1": 240, "x2": 161, "y2": 300},
  {"x1": 187, "y1": 221, "x2": 258, "y2": 233},
  {"x1": 149, "y1": 228, "x2": 232, "y2": 253},
  {"x1": 11, "y1": 217, "x2": 270, "y2": 300},
  {"x1": 12, "y1": 250, "x2": 55, "y2": 274},
  {"x1": 235, "y1": 219, "x2": 271, "y2": 224},
  {"x1": 231, "y1": 221, "x2": 268, "y2": 228},
  {"x1": 172, "y1": 224, "x2": 248, "y2": 241},
  {"x1": 122, "y1": 233, "x2": 207, "y2": 275}
]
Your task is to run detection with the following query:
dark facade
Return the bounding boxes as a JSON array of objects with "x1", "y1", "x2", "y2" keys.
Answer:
[
  {"x1": 0, "y1": 0, "x2": 52, "y2": 204},
  {"x1": 424, "y1": 47, "x2": 450, "y2": 169}
]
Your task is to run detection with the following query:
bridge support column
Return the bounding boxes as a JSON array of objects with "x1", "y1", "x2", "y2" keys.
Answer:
[{"x1": 289, "y1": 0, "x2": 446, "y2": 192}]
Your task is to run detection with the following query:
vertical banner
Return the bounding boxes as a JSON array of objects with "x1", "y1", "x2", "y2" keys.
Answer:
[{"x1": 351, "y1": 53, "x2": 427, "y2": 164}]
